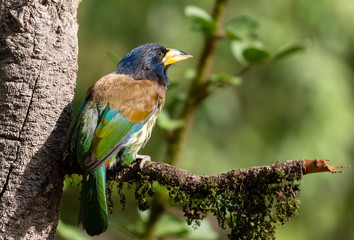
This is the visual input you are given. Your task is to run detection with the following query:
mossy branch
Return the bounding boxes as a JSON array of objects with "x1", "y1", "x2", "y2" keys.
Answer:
[
  {"x1": 105, "y1": 159, "x2": 346, "y2": 239},
  {"x1": 108, "y1": 159, "x2": 345, "y2": 188}
]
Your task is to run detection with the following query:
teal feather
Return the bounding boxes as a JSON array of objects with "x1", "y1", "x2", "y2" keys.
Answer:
[
  {"x1": 79, "y1": 164, "x2": 108, "y2": 236},
  {"x1": 66, "y1": 100, "x2": 109, "y2": 236}
]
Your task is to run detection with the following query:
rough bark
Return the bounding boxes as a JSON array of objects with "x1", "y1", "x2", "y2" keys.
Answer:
[{"x1": 0, "y1": 0, "x2": 79, "y2": 239}]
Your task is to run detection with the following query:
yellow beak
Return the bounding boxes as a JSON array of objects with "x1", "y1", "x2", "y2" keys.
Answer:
[{"x1": 162, "y1": 48, "x2": 193, "y2": 66}]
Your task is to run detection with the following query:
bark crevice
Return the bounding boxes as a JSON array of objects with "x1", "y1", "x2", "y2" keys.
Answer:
[{"x1": 0, "y1": 164, "x2": 14, "y2": 200}]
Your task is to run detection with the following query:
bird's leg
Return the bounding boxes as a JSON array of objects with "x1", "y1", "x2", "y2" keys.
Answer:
[{"x1": 136, "y1": 154, "x2": 151, "y2": 170}]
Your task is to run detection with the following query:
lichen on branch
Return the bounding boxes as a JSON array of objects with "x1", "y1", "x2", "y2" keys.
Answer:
[{"x1": 107, "y1": 159, "x2": 307, "y2": 239}]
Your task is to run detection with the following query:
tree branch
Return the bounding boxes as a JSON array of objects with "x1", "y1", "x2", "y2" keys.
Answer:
[
  {"x1": 105, "y1": 158, "x2": 347, "y2": 239},
  {"x1": 108, "y1": 159, "x2": 346, "y2": 186}
]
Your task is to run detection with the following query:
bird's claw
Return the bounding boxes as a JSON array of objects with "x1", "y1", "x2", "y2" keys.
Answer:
[{"x1": 136, "y1": 154, "x2": 151, "y2": 170}]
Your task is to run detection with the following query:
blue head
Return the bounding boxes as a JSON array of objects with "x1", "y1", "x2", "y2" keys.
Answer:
[{"x1": 114, "y1": 43, "x2": 192, "y2": 87}]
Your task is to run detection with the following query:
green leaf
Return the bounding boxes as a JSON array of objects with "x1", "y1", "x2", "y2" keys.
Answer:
[
  {"x1": 225, "y1": 15, "x2": 259, "y2": 40},
  {"x1": 230, "y1": 40, "x2": 249, "y2": 65},
  {"x1": 209, "y1": 73, "x2": 242, "y2": 86},
  {"x1": 273, "y1": 44, "x2": 306, "y2": 61},
  {"x1": 157, "y1": 110, "x2": 184, "y2": 131},
  {"x1": 243, "y1": 47, "x2": 271, "y2": 63},
  {"x1": 106, "y1": 51, "x2": 120, "y2": 65},
  {"x1": 231, "y1": 40, "x2": 271, "y2": 64},
  {"x1": 185, "y1": 5, "x2": 215, "y2": 35},
  {"x1": 185, "y1": 5, "x2": 212, "y2": 22}
]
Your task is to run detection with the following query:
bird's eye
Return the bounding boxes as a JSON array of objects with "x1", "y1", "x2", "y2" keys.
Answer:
[{"x1": 156, "y1": 50, "x2": 162, "y2": 56}]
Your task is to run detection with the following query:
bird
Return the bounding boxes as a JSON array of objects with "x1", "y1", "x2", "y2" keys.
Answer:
[{"x1": 64, "y1": 43, "x2": 192, "y2": 236}]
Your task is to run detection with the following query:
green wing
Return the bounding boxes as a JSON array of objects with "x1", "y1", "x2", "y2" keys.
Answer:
[
  {"x1": 68, "y1": 100, "x2": 140, "y2": 168},
  {"x1": 84, "y1": 105, "x2": 142, "y2": 171}
]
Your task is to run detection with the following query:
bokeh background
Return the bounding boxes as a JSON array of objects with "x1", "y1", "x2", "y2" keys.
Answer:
[{"x1": 58, "y1": 0, "x2": 354, "y2": 239}]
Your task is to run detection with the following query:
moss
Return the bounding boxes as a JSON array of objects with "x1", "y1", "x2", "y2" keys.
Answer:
[
  {"x1": 117, "y1": 181, "x2": 126, "y2": 211},
  {"x1": 106, "y1": 181, "x2": 114, "y2": 214},
  {"x1": 112, "y1": 166, "x2": 301, "y2": 239}
]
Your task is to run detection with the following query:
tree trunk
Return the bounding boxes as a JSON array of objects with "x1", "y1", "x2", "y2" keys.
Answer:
[{"x1": 0, "y1": 0, "x2": 79, "y2": 239}]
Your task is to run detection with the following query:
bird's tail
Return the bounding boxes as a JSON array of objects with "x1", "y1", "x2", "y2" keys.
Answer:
[{"x1": 79, "y1": 164, "x2": 108, "y2": 236}]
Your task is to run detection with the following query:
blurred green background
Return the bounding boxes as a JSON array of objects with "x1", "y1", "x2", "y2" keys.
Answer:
[{"x1": 58, "y1": 0, "x2": 354, "y2": 239}]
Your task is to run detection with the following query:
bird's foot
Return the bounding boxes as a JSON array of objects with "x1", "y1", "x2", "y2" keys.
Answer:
[{"x1": 136, "y1": 154, "x2": 151, "y2": 170}]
